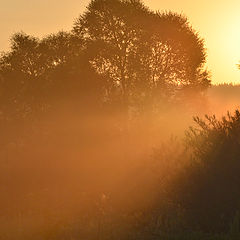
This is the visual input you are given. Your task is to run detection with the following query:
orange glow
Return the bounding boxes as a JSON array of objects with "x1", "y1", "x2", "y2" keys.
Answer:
[{"x1": 1, "y1": 1, "x2": 240, "y2": 237}]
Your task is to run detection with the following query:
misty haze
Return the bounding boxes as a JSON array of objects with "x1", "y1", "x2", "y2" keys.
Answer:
[{"x1": 1, "y1": 0, "x2": 240, "y2": 239}]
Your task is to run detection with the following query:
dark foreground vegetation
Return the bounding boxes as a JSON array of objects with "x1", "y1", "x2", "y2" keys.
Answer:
[{"x1": 0, "y1": 0, "x2": 240, "y2": 239}]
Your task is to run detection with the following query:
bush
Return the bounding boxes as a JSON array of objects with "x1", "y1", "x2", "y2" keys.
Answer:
[{"x1": 175, "y1": 110, "x2": 240, "y2": 233}]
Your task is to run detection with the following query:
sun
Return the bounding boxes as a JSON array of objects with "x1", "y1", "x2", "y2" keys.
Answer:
[
  {"x1": 216, "y1": 13, "x2": 240, "y2": 61},
  {"x1": 208, "y1": 14, "x2": 240, "y2": 84}
]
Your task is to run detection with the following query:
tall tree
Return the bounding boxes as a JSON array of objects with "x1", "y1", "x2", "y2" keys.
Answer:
[
  {"x1": 73, "y1": 0, "x2": 152, "y2": 109},
  {"x1": 73, "y1": 0, "x2": 210, "y2": 112}
]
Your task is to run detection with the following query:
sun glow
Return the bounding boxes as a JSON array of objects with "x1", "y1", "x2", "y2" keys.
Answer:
[
  {"x1": 220, "y1": 17, "x2": 240, "y2": 62},
  {"x1": 208, "y1": 14, "x2": 240, "y2": 84}
]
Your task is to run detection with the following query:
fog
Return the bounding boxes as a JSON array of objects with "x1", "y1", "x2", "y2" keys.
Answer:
[
  {"x1": 1, "y1": 0, "x2": 240, "y2": 238},
  {"x1": 0, "y1": 93, "x2": 222, "y2": 239}
]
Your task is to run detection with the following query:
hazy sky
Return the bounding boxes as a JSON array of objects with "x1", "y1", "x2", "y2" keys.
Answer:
[{"x1": 1, "y1": 0, "x2": 240, "y2": 84}]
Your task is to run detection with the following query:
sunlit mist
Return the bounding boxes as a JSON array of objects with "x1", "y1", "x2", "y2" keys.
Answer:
[{"x1": 1, "y1": 0, "x2": 240, "y2": 239}]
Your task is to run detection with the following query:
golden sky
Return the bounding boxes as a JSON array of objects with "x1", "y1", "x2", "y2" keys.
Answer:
[{"x1": 1, "y1": 0, "x2": 240, "y2": 84}]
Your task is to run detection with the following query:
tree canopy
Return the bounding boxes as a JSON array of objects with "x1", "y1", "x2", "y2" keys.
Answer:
[{"x1": 73, "y1": 0, "x2": 210, "y2": 111}]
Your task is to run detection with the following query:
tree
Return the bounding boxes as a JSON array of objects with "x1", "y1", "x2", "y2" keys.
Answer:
[
  {"x1": 73, "y1": 0, "x2": 151, "y2": 108},
  {"x1": 0, "y1": 31, "x2": 104, "y2": 147},
  {"x1": 0, "y1": 33, "x2": 45, "y2": 120},
  {"x1": 0, "y1": 31, "x2": 103, "y2": 115},
  {"x1": 73, "y1": 0, "x2": 210, "y2": 112}
]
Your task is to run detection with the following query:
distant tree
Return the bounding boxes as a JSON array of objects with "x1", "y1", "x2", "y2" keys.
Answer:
[
  {"x1": 0, "y1": 31, "x2": 104, "y2": 147},
  {"x1": 73, "y1": 0, "x2": 210, "y2": 112},
  {"x1": 0, "y1": 33, "x2": 44, "y2": 119}
]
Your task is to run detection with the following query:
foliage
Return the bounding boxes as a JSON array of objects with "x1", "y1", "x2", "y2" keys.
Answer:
[
  {"x1": 172, "y1": 110, "x2": 240, "y2": 232},
  {"x1": 73, "y1": 0, "x2": 210, "y2": 110}
]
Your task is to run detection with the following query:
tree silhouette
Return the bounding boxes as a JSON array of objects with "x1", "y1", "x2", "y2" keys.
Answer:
[
  {"x1": 0, "y1": 31, "x2": 104, "y2": 148},
  {"x1": 73, "y1": 0, "x2": 210, "y2": 112}
]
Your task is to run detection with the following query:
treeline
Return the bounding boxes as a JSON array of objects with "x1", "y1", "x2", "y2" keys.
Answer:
[
  {"x1": 0, "y1": 0, "x2": 210, "y2": 126},
  {"x1": 2, "y1": 0, "x2": 240, "y2": 239}
]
